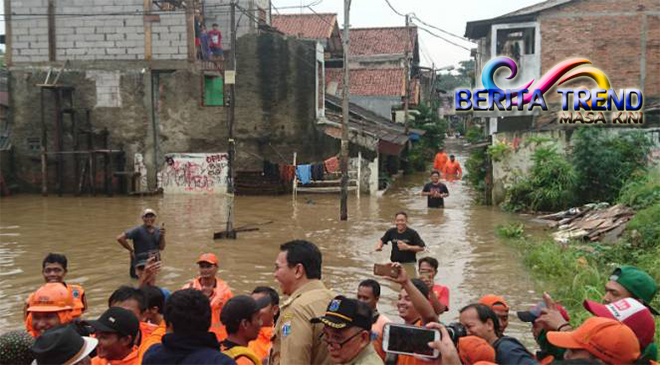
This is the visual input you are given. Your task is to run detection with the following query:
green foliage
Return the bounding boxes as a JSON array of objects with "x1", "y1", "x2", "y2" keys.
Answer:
[
  {"x1": 524, "y1": 136, "x2": 552, "y2": 147},
  {"x1": 572, "y1": 128, "x2": 653, "y2": 204},
  {"x1": 618, "y1": 169, "x2": 660, "y2": 210},
  {"x1": 626, "y1": 204, "x2": 660, "y2": 250},
  {"x1": 403, "y1": 105, "x2": 448, "y2": 173},
  {"x1": 466, "y1": 147, "x2": 488, "y2": 201},
  {"x1": 487, "y1": 142, "x2": 512, "y2": 162},
  {"x1": 503, "y1": 145, "x2": 577, "y2": 212},
  {"x1": 465, "y1": 126, "x2": 484, "y2": 144},
  {"x1": 496, "y1": 223, "x2": 525, "y2": 238},
  {"x1": 434, "y1": 60, "x2": 475, "y2": 91}
]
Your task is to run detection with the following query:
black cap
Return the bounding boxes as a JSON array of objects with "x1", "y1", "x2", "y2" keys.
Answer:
[
  {"x1": 31, "y1": 325, "x2": 98, "y2": 365},
  {"x1": 220, "y1": 295, "x2": 271, "y2": 329},
  {"x1": 311, "y1": 295, "x2": 372, "y2": 331},
  {"x1": 87, "y1": 307, "x2": 140, "y2": 339}
]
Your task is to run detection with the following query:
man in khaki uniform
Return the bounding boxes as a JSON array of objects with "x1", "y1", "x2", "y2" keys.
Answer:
[
  {"x1": 270, "y1": 240, "x2": 335, "y2": 365},
  {"x1": 312, "y1": 295, "x2": 383, "y2": 365}
]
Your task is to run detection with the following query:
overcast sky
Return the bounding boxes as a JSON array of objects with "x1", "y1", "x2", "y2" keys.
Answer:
[
  {"x1": 1, "y1": 1, "x2": 547, "y2": 66},
  {"x1": 273, "y1": 0, "x2": 545, "y2": 69}
]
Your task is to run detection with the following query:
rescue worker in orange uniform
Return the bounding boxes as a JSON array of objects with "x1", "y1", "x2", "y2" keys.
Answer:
[
  {"x1": 24, "y1": 253, "x2": 86, "y2": 329},
  {"x1": 182, "y1": 253, "x2": 233, "y2": 342},
  {"x1": 443, "y1": 155, "x2": 463, "y2": 180},
  {"x1": 249, "y1": 286, "x2": 280, "y2": 364},
  {"x1": 25, "y1": 283, "x2": 75, "y2": 337},
  {"x1": 433, "y1": 148, "x2": 448, "y2": 172}
]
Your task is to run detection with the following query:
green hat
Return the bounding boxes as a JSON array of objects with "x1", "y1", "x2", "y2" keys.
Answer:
[{"x1": 610, "y1": 266, "x2": 659, "y2": 315}]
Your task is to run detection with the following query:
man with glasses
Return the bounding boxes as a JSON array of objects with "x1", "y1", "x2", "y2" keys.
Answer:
[
  {"x1": 116, "y1": 208, "x2": 166, "y2": 279},
  {"x1": 312, "y1": 295, "x2": 383, "y2": 365}
]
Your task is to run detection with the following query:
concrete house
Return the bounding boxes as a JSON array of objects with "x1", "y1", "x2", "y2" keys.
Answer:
[
  {"x1": 464, "y1": 0, "x2": 660, "y2": 204},
  {"x1": 5, "y1": 0, "x2": 337, "y2": 194}
]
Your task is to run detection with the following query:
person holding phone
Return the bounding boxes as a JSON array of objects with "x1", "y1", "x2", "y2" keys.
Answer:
[
  {"x1": 117, "y1": 208, "x2": 166, "y2": 279},
  {"x1": 375, "y1": 212, "x2": 426, "y2": 278}
]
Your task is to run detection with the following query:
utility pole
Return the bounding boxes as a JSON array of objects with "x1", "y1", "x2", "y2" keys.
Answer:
[
  {"x1": 226, "y1": 1, "x2": 237, "y2": 238},
  {"x1": 403, "y1": 14, "x2": 410, "y2": 135},
  {"x1": 340, "y1": 0, "x2": 350, "y2": 221}
]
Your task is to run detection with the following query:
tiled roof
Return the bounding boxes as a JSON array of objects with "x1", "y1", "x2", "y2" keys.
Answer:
[
  {"x1": 348, "y1": 27, "x2": 417, "y2": 57},
  {"x1": 271, "y1": 13, "x2": 338, "y2": 40},
  {"x1": 325, "y1": 68, "x2": 405, "y2": 97}
]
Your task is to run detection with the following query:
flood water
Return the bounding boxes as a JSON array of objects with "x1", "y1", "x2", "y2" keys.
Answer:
[{"x1": 0, "y1": 143, "x2": 541, "y2": 347}]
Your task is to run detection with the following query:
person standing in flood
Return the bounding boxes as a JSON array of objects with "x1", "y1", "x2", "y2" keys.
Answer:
[
  {"x1": 433, "y1": 148, "x2": 448, "y2": 172},
  {"x1": 116, "y1": 209, "x2": 165, "y2": 279},
  {"x1": 443, "y1": 155, "x2": 462, "y2": 181},
  {"x1": 421, "y1": 171, "x2": 449, "y2": 208},
  {"x1": 375, "y1": 212, "x2": 426, "y2": 277}
]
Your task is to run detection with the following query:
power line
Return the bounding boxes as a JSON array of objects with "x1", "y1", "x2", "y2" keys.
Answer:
[
  {"x1": 383, "y1": 0, "x2": 406, "y2": 17},
  {"x1": 413, "y1": 21, "x2": 474, "y2": 52},
  {"x1": 410, "y1": 14, "x2": 474, "y2": 44}
]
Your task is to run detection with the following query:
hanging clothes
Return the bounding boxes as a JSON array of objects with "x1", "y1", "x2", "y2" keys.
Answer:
[
  {"x1": 324, "y1": 156, "x2": 339, "y2": 173},
  {"x1": 311, "y1": 164, "x2": 325, "y2": 181},
  {"x1": 296, "y1": 165, "x2": 312, "y2": 184},
  {"x1": 279, "y1": 165, "x2": 295, "y2": 183}
]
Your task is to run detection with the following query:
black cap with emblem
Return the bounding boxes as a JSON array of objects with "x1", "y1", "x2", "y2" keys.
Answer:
[{"x1": 310, "y1": 295, "x2": 372, "y2": 331}]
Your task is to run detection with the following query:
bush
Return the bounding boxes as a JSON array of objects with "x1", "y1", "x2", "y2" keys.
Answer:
[
  {"x1": 503, "y1": 145, "x2": 577, "y2": 212},
  {"x1": 466, "y1": 147, "x2": 488, "y2": 200},
  {"x1": 496, "y1": 223, "x2": 525, "y2": 238},
  {"x1": 465, "y1": 126, "x2": 484, "y2": 144},
  {"x1": 403, "y1": 105, "x2": 448, "y2": 173},
  {"x1": 626, "y1": 204, "x2": 660, "y2": 250},
  {"x1": 618, "y1": 169, "x2": 660, "y2": 210},
  {"x1": 572, "y1": 128, "x2": 653, "y2": 204}
]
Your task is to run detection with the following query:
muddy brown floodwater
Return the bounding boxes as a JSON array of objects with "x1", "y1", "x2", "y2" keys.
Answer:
[{"x1": 0, "y1": 144, "x2": 541, "y2": 347}]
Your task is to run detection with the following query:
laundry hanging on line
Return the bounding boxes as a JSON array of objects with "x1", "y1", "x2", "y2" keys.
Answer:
[{"x1": 296, "y1": 165, "x2": 312, "y2": 184}]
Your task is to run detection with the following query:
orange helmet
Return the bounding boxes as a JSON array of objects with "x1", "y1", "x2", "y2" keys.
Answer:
[{"x1": 27, "y1": 283, "x2": 74, "y2": 313}]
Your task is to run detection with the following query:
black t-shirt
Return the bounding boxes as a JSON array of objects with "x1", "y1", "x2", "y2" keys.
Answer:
[
  {"x1": 423, "y1": 182, "x2": 449, "y2": 208},
  {"x1": 380, "y1": 227, "x2": 426, "y2": 263},
  {"x1": 125, "y1": 225, "x2": 161, "y2": 255}
]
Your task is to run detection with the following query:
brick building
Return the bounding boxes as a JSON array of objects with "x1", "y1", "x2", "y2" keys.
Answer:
[
  {"x1": 4, "y1": 0, "x2": 335, "y2": 194},
  {"x1": 464, "y1": 0, "x2": 660, "y2": 204},
  {"x1": 465, "y1": 0, "x2": 660, "y2": 134}
]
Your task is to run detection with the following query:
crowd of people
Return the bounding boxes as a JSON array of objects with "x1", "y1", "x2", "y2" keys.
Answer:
[{"x1": 1, "y1": 202, "x2": 659, "y2": 365}]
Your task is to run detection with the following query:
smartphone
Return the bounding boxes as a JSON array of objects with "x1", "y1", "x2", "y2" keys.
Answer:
[
  {"x1": 382, "y1": 323, "x2": 440, "y2": 359},
  {"x1": 373, "y1": 263, "x2": 399, "y2": 278},
  {"x1": 148, "y1": 250, "x2": 161, "y2": 263}
]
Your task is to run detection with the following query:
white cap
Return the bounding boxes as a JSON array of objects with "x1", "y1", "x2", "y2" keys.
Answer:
[{"x1": 141, "y1": 208, "x2": 157, "y2": 217}]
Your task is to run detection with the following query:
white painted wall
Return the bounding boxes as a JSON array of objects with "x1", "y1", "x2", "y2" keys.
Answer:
[{"x1": 160, "y1": 152, "x2": 228, "y2": 194}]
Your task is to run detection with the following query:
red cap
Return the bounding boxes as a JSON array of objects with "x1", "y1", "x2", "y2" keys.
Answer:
[
  {"x1": 584, "y1": 297, "x2": 655, "y2": 349},
  {"x1": 547, "y1": 317, "x2": 640, "y2": 364},
  {"x1": 479, "y1": 295, "x2": 509, "y2": 311},
  {"x1": 458, "y1": 336, "x2": 496, "y2": 365},
  {"x1": 196, "y1": 253, "x2": 218, "y2": 265}
]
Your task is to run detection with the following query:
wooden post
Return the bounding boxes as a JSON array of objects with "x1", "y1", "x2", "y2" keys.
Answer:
[
  {"x1": 340, "y1": 0, "x2": 350, "y2": 221},
  {"x1": 403, "y1": 14, "x2": 410, "y2": 135},
  {"x1": 90, "y1": 152, "x2": 97, "y2": 196},
  {"x1": 54, "y1": 90, "x2": 63, "y2": 196},
  {"x1": 185, "y1": 4, "x2": 196, "y2": 61},
  {"x1": 4, "y1": 0, "x2": 12, "y2": 67},
  {"x1": 357, "y1": 150, "x2": 361, "y2": 199},
  {"x1": 292, "y1": 152, "x2": 297, "y2": 199},
  {"x1": 144, "y1": 0, "x2": 152, "y2": 61},
  {"x1": 47, "y1": 0, "x2": 56, "y2": 62},
  {"x1": 40, "y1": 89, "x2": 48, "y2": 196}
]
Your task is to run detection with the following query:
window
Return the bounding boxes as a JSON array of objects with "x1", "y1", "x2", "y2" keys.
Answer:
[
  {"x1": 27, "y1": 137, "x2": 41, "y2": 152},
  {"x1": 203, "y1": 75, "x2": 224, "y2": 106}
]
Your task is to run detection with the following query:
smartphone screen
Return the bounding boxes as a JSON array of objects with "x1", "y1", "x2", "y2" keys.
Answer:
[
  {"x1": 373, "y1": 263, "x2": 398, "y2": 278},
  {"x1": 384, "y1": 324, "x2": 438, "y2": 357}
]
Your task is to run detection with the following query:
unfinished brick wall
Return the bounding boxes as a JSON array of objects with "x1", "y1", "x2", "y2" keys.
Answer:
[
  {"x1": 539, "y1": 0, "x2": 660, "y2": 102},
  {"x1": 12, "y1": 0, "x2": 191, "y2": 62}
]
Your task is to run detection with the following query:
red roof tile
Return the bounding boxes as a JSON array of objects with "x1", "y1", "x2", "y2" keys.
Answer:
[
  {"x1": 325, "y1": 68, "x2": 405, "y2": 97},
  {"x1": 271, "y1": 13, "x2": 338, "y2": 40},
  {"x1": 349, "y1": 27, "x2": 417, "y2": 57}
]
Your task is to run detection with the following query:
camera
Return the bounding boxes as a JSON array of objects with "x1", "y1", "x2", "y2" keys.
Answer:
[{"x1": 444, "y1": 322, "x2": 468, "y2": 345}]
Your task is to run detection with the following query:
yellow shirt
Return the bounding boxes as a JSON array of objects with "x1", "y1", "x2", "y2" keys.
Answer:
[{"x1": 269, "y1": 280, "x2": 335, "y2": 365}]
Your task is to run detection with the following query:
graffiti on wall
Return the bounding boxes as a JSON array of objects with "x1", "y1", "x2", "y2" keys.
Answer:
[{"x1": 161, "y1": 153, "x2": 228, "y2": 194}]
